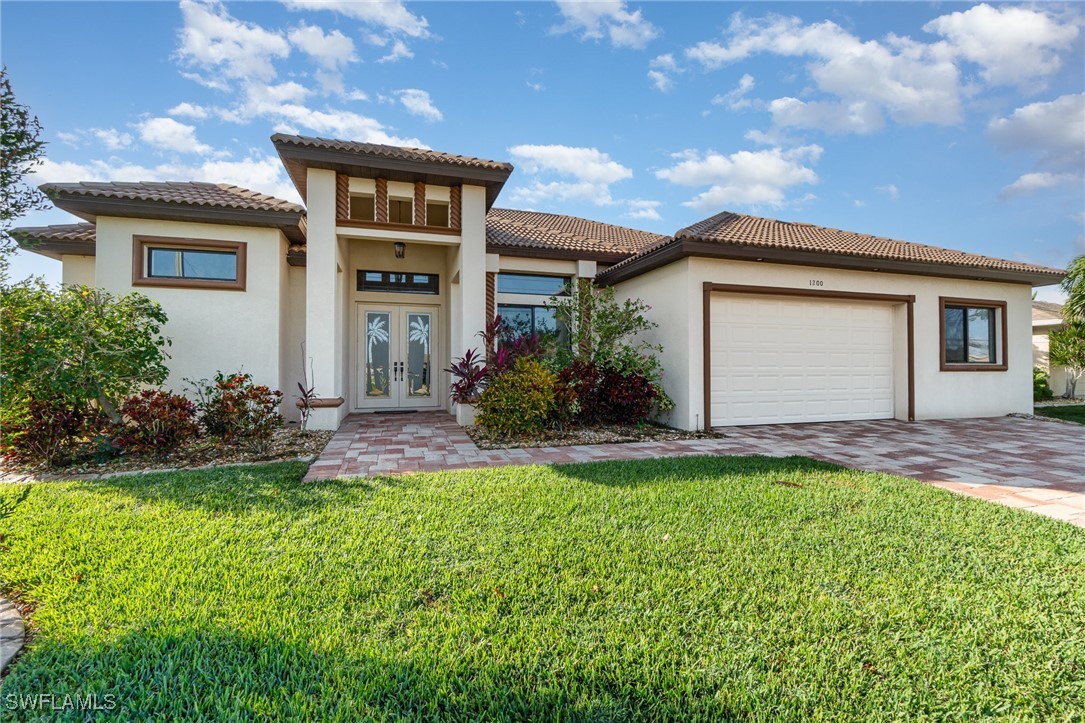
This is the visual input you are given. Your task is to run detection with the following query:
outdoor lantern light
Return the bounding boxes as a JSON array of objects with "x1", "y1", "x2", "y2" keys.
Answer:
[{"x1": 394, "y1": 242, "x2": 406, "y2": 259}]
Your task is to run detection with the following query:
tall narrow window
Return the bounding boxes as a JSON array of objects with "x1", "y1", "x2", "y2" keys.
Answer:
[
  {"x1": 349, "y1": 194, "x2": 375, "y2": 221},
  {"x1": 388, "y1": 198, "x2": 413, "y2": 224}
]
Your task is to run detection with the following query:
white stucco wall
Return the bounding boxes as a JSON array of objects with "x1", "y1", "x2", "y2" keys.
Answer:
[
  {"x1": 93, "y1": 216, "x2": 288, "y2": 399},
  {"x1": 60, "y1": 254, "x2": 95, "y2": 287},
  {"x1": 615, "y1": 257, "x2": 1035, "y2": 430},
  {"x1": 1034, "y1": 326, "x2": 1083, "y2": 398}
]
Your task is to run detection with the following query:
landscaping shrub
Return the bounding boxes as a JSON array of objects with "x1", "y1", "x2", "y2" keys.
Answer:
[
  {"x1": 446, "y1": 348, "x2": 489, "y2": 404},
  {"x1": 1034, "y1": 367, "x2": 1054, "y2": 402},
  {"x1": 0, "y1": 400, "x2": 84, "y2": 466},
  {"x1": 114, "y1": 390, "x2": 199, "y2": 457},
  {"x1": 189, "y1": 372, "x2": 284, "y2": 451},
  {"x1": 596, "y1": 367, "x2": 657, "y2": 424},
  {"x1": 553, "y1": 360, "x2": 599, "y2": 424},
  {"x1": 477, "y1": 358, "x2": 555, "y2": 437},
  {"x1": 0, "y1": 280, "x2": 170, "y2": 424}
]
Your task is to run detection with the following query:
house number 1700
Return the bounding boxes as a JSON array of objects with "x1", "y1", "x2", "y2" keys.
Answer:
[{"x1": 809, "y1": 279, "x2": 824, "y2": 287}]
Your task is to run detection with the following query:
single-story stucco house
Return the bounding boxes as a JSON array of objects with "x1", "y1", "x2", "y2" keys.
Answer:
[
  {"x1": 1032, "y1": 300, "x2": 1083, "y2": 398},
  {"x1": 15, "y1": 134, "x2": 1065, "y2": 431}
]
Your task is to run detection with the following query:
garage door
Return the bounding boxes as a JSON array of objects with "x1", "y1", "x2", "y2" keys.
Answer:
[{"x1": 710, "y1": 294, "x2": 895, "y2": 426}]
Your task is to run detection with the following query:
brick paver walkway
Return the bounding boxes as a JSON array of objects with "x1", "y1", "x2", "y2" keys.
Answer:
[{"x1": 305, "y1": 412, "x2": 1085, "y2": 527}]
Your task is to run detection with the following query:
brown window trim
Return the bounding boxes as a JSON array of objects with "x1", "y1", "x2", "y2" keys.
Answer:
[
  {"x1": 938, "y1": 296, "x2": 1008, "y2": 372},
  {"x1": 702, "y1": 283, "x2": 916, "y2": 429},
  {"x1": 132, "y1": 235, "x2": 247, "y2": 291}
]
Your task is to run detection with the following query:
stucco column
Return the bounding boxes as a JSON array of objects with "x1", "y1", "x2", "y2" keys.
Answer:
[
  {"x1": 304, "y1": 168, "x2": 344, "y2": 430},
  {"x1": 455, "y1": 185, "x2": 487, "y2": 425}
]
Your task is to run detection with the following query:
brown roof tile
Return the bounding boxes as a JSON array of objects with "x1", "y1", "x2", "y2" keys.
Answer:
[
  {"x1": 271, "y1": 134, "x2": 513, "y2": 173},
  {"x1": 1033, "y1": 300, "x2": 1065, "y2": 321},
  {"x1": 669, "y1": 211, "x2": 1064, "y2": 277},
  {"x1": 41, "y1": 181, "x2": 304, "y2": 214},
  {"x1": 10, "y1": 222, "x2": 96, "y2": 244},
  {"x1": 486, "y1": 208, "x2": 667, "y2": 259}
]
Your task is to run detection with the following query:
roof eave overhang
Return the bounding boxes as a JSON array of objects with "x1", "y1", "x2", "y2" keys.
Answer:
[
  {"x1": 49, "y1": 195, "x2": 307, "y2": 244},
  {"x1": 274, "y1": 142, "x2": 512, "y2": 210},
  {"x1": 597, "y1": 239, "x2": 1065, "y2": 287},
  {"x1": 486, "y1": 243, "x2": 637, "y2": 264},
  {"x1": 15, "y1": 239, "x2": 93, "y2": 260}
]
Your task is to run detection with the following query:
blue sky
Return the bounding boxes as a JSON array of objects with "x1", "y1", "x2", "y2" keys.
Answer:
[{"x1": 3, "y1": 1, "x2": 1083, "y2": 298}]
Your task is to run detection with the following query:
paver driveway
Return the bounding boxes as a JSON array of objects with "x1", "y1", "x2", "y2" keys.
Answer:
[{"x1": 306, "y1": 413, "x2": 1085, "y2": 527}]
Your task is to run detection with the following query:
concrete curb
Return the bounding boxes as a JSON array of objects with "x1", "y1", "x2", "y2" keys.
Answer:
[{"x1": 0, "y1": 598, "x2": 24, "y2": 675}]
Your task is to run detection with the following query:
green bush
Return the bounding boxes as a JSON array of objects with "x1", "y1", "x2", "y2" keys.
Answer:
[
  {"x1": 1033, "y1": 367, "x2": 1054, "y2": 402},
  {"x1": 0, "y1": 280, "x2": 170, "y2": 424},
  {"x1": 0, "y1": 400, "x2": 85, "y2": 466},
  {"x1": 477, "y1": 358, "x2": 556, "y2": 437},
  {"x1": 188, "y1": 372, "x2": 284, "y2": 452}
]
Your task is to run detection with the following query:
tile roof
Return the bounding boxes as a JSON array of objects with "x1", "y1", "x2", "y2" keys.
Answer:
[
  {"x1": 10, "y1": 222, "x2": 96, "y2": 244},
  {"x1": 486, "y1": 208, "x2": 668, "y2": 259},
  {"x1": 271, "y1": 134, "x2": 514, "y2": 173},
  {"x1": 41, "y1": 181, "x2": 304, "y2": 214},
  {"x1": 669, "y1": 211, "x2": 1065, "y2": 277},
  {"x1": 1033, "y1": 300, "x2": 1065, "y2": 321}
]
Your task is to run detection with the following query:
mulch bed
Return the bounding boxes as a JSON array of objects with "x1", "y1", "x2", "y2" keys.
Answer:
[
  {"x1": 467, "y1": 423, "x2": 724, "y2": 450},
  {"x1": 1, "y1": 426, "x2": 333, "y2": 481}
]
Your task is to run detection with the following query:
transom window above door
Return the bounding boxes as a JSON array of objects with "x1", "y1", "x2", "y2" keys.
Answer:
[
  {"x1": 357, "y1": 270, "x2": 439, "y2": 295},
  {"x1": 496, "y1": 273, "x2": 571, "y2": 296},
  {"x1": 940, "y1": 297, "x2": 1007, "y2": 371}
]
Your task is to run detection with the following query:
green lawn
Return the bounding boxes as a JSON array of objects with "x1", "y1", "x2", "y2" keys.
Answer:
[
  {"x1": 1, "y1": 458, "x2": 1083, "y2": 721},
  {"x1": 1036, "y1": 403, "x2": 1085, "y2": 425}
]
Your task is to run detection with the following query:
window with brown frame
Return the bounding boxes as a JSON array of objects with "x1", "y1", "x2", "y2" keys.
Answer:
[
  {"x1": 388, "y1": 198, "x2": 413, "y2": 224},
  {"x1": 425, "y1": 201, "x2": 449, "y2": 228},
  {"x1": 132, "y1": 236, "x2": 246, "y2": 291},
  {"x1": 939, "y1": 297, "x2": 1007, "y2": 371},
  {"x1": 349, "y1": 194, "x2": 375, "y2": 221}
]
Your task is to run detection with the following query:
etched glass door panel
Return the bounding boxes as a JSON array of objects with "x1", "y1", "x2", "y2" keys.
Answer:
[
  {"x1": 364, "y1": 311, "x2": 391, "y2": 399},
  {"x1": 406, "y1": 313, "x2": 433, "y2": 399}
]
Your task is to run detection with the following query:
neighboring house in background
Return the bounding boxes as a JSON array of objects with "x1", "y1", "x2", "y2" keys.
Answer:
[
  {"x1": 15, "y1": 134, "x2": 1065, "y2": 431},
  {"x1": 1032, "y1": 300, "x2": 1083, "y2": 398}
]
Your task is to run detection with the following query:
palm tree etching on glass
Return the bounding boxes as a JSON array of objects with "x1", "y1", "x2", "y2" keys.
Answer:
[
  {"x1": 366, "y1": 314, "x2": 389, "y2": 396},
  {"x1": 408, "y1": 315, "x2": 430, "y2": 397}
]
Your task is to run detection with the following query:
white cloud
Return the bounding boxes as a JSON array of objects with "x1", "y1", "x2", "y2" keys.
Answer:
[
  {"x1": 379, "y1": 39, "x2": 414, "y2": 63},
  {"x1": 924, "y1": 3, "x2": 1079, "y2": 88},
  {"x1": 507, "y1": 143, "x2": 633, "y2": 206},
  {"x1": 988, "y1": 93, "x2": 1085, "y2": 198},
  {"x1": 877, "y1": 184, "x2": 900, "y2": 200},
  {"x1": 509, "y1": 144, "x2": 632, "y2": 184},
  {"x1": 552, "y1": 0, "x2": 659, "y2": 49},
  {"x1": 36, "y1": 154, "x2": 301, "y2": 205},
  {"x1": 288, "y1": 22, "x2": 357, "y2": 69},
  {"x1": 626, "y1": 199, "x2": 662, "y2": 221},
  {"x1": 768, "y1": 97, "x2": 884, "y2": 134},
  {"x1": 282, "y1": 0, "x2": 430, "y2": 38},
  {"x1": 656, "y1": 144, "x2": 822, "y2": 209},
  {"x1": 136, "y1": 117, "x2": 212, "y2": 155},
  {"x1": 999, "y1": 172, "x2": 1078, "y2": 199},
  {"x1": 711, "y1": 73, "x2": 755, "y2": 110},
  {"x1": 685, "y1": 13, "x2": 962, "y2": 131},
  {"x1": 988, "y1": 93, "x2": 1085, "y2": 161},
  {"x1": 56, "y1": 132, "x2": 80, "y2": 147},
  {"x1": 91, "y1": 128, "x2": 134, "y2": 151},
  {"x1": 168, "y1": 102, "x2": 210, "y2": 120},
  {"x1": 176, "y1": 0, "x2": 291, "y2": 84},
  {"x1": 648, "y1": 53, "x2": 681, "y2": 92},
  {"x1": 397, "y1": 89, "x2": 442, "y2": 122}
]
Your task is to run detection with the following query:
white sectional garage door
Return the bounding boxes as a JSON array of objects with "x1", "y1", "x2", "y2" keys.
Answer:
[{"x1": 710, "y1": 294, "x2": 895, "y2": 426}]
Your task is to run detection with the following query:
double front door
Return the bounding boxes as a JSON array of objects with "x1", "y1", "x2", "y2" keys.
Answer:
[{"x1": 357, "y1": 305, "x2": 440, "y2": 409}]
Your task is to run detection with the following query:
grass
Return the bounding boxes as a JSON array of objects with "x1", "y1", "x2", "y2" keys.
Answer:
[
  {"x1": 1036, "y1": 403, "x2": 1085, "y2": 425},
  {"x1": 1, "y1": 457, "x2": 1083, "y2": 721}
]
